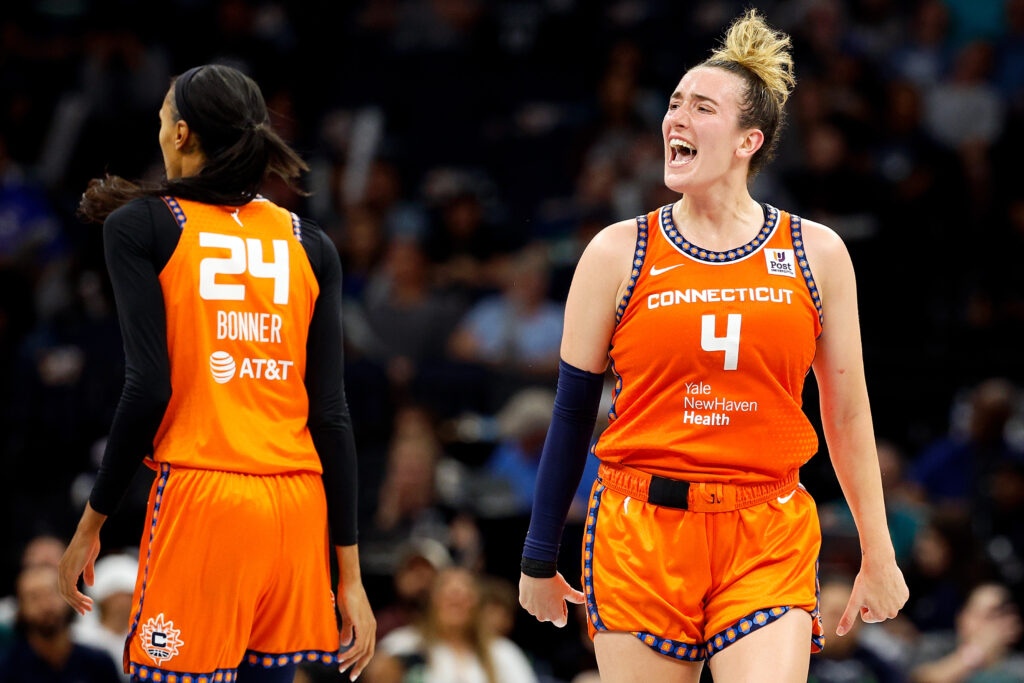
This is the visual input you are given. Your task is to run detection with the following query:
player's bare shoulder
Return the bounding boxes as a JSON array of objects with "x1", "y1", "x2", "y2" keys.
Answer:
[
  {"x1": 575, "y1": 218, "x2": 639, "y2": 298},
  {"x1": 796, "y1": 217, "x2": 854, "y2": 301},
  {"x1": 584, "y1": 218, "x2": 639, "y2": 264}
]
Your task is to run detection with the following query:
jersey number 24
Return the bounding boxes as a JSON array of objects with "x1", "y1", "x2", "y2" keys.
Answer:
[{"x1": 198, "y1": 232, "x2": 290, "y2": 305}]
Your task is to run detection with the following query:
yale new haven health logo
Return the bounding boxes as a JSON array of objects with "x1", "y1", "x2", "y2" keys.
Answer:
[
  {"x1": 209, "y1": 351, "x2": 237, "y2": 383},
  {"x1": 140, "y1": 613, "x2": 184, "y2": 666},
  {"x1": 764, "y1": 248, "x2": 796, "y2": 278}
]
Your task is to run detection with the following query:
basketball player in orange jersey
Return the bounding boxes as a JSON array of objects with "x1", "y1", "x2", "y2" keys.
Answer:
[
  {"x1": 519, "y1": 10, "x2": 908, "y2": 682},
  {"x1": 55, "y1": 65, "x2": 375, "y2": 682}
]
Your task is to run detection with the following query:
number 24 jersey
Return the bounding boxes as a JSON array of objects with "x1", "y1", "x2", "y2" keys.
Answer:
[{"x1": 154, "y1": 196, "x2": 321, "y2": 475}]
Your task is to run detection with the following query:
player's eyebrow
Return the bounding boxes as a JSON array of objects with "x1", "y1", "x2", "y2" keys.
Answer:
[{"x1": 669, "y1": 92, "x2": 720, "y2": 106}]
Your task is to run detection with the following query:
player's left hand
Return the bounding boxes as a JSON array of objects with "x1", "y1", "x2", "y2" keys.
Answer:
[
  {"x1": 837, "y1": 552, "x2": 909, "y2": 636},
  {"x1": 58, "y1": 503, "x2": 107, "y2": 616},
  {"x1": 58, "y1": 529, "x2": 101, "y2": 615},
  {"x1": 336, "y1": 581, "x2": 376, "y2": 681}
]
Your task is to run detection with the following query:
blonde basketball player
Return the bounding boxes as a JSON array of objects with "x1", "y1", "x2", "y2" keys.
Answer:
[{"x1": 519, "y1": 11, "x2": 908, "y2": 682}]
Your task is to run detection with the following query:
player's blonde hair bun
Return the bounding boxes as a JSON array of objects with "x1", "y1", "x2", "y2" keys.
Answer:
[
  {"x1": 708, "y1": 9, "x2": 795, "y2": 107},
  {"x1": 699, "y1": 9, "x2": 795, "y2": 175}
]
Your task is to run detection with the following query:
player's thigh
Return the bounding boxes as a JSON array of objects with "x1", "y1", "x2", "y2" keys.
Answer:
[
  {"x1": 706, "y1": 608, "x2": 811, "y2": 683},
  {"x1": 594, "y1": 632, "x2": 703, "y2": 683}
]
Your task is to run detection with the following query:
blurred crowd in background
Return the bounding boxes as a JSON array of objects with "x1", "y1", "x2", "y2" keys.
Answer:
[{"x1": 1, "y1": 0, "x2": 1023, "y2": 681}]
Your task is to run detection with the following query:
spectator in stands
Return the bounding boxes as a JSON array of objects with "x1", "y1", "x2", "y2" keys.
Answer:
[
  {"x1": 376, "y1": 539, "x2": 452, "y2": 641},
  {"x1": 375, "y1": 567, "x2": 537, "y2": 683},
  {"x1": 449, "y1": 245, "x2": 563, "y2": 375},
  {"x1": 909, "y1": 582, "x2": 1024, "y2": 682},
  {"x1": 352, "y1": 237, "x2": 464, "y2": 385},
  {"x1": 481, "y1": 388, "x2": 554, "y2": 516},
  {"x1": 71, "y1": 554, "x2": 136, "y2": 682},
  {"x1": 0, "y1": 565, "x2": 119, "y2": 682},
  {"x1": 910, "y1": 379, "x2": 1022, "y2": 506}
]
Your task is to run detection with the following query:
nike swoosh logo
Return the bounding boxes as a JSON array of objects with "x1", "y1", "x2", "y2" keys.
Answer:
[
  {"x1": 777, "y1": 490, "x2": 796, "y2": 504},
  {"x1": 649, "y1": 263, "x2": 684, "y2": 276}
]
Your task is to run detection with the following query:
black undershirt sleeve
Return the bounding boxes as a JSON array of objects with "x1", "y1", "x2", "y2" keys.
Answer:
[
  {"x1": 301, "y1": 221, "x2": 359, "y2": 546},
  {"x1": 89, "y1": 198, "x2": 175, "y2": 515}
]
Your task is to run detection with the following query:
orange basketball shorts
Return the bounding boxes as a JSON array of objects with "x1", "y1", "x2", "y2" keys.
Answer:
[
  {"x1": 125, "y1": 464, "x2": 341, "y2": 682},
  {"x1": 581, "y1": 478, "x2": 824, "y2": 661}
]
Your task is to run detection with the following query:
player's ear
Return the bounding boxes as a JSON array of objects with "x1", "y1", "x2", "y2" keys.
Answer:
[{"x1": 736, "y1": 128, "x2": 764, "y2": 161}]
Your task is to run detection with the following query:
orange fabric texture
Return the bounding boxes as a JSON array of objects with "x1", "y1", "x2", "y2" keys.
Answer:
[
  {"x1": 155, "y1": 197, "x2": 320, "y2": 475},
  {"x1": 125, "y1": 465, "x2": 339, "y2": 677},
  {"x1": 581, "y1": 479, "x2": 824, "y2": 658},
  {"x1": 595, "y1": 205, "x2": 822, "y2": 485}
]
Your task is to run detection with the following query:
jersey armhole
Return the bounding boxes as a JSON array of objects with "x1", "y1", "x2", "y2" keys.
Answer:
[
  {"x1": 613, "y1": 214, "x2": 650, "y2": 325},
  {"x1": 790, "y1": 214, "x2": 824, "y2": 334}
]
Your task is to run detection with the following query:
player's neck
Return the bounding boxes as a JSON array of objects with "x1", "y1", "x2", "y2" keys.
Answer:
[
  {"x1": 179, "y1": 152, "x2": 207, "y2": 179},
  {"x1": 675, "y1": 181, "x2": 762, "y2": 250}
]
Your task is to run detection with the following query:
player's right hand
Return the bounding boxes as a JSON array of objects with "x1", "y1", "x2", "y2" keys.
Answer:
[
  {"x1": 337, "y1": 581, "x2": 376, "y2": 681},
  {"x1": 519, "y1": 572, "x2": 586, "y2": 628}
]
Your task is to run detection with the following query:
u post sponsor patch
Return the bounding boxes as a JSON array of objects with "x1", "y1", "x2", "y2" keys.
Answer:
[{"x1": 764, "y1": 249, "x2": 796, "y2": 277}]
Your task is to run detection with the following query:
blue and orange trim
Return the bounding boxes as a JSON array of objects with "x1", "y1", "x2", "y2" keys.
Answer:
[
  {"x1": 704, "y1": 605, "x2": 793, "y2": 658},
  {"x1": 790, "y1": 215, "x2": 823, "y2": 328},
  {"x1": 162, "y1": 197, "x2": 187, "y2": 229},
  {"x1": 582, "y1": 484, "x2": 608, "y2": 633},
  {"x1": 633, "y1": 630, "x2": 705, "y2": 662},
  {"x1": 659, "y1": 203, "x2": 779, "y2": 263},
  {"x1": 130, "y1": 662, "x2": 237, "y2": 682},
  {"x1": 615, "y1": 214, "x2": 649, "y2": 324},
  {"x1": 125, "y1": 463, "x2": 171, "y2": 672},
  {"x1": 289, "y1": 212, "x2": 303, "y2": 242},
  {"x1": 243, "y1": 649, "x2": 344, "y2": 668},
  {"x1": 129, "y1": 647, "x2": 346, "y2": 681}
]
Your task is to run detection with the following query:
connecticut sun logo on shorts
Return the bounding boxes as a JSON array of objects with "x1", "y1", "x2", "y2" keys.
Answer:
[
  {"x1": 140, "y1": 613, "x2": 184, "y2": 666},
  {"x1": 209, "y1": 351, "x2": 236, "y2": 383}
]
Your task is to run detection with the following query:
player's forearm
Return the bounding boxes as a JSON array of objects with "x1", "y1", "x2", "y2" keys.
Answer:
[
  {"x1": 335, "y1": 544, "x2": 363, "y2": 588},
  {"x1": 823, "y1": 407, "x2": 894, "y2": 559},
  {"x1": 76, "y1": 502, "x2": 108, "y2": 534}
]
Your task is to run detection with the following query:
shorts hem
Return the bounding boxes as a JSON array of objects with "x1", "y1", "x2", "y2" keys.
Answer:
[
  {"x1": 130, "y1": 661, "x2": 237, "y2": 682},
  {"x1": 242, "y1": 649, "x2": 344, "y2": 668},
  {"x1": 704, "y1": 605, "x2": 792, "y2": 658},
  {"x1": 633, "y1": 631, "x2": 706, "y2": 661}
]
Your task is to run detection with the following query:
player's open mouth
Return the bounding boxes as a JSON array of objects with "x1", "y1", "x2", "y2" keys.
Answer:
[{"x1": 669, "y1": 138, "x2": 697, "y2": 166}]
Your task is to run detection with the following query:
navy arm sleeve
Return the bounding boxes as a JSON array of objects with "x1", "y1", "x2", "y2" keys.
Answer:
[
  {"x1": 89, "y1": 199, "x2": 174, "y2": 515},
  {"x1": 301, "y1": 221, "x2": 359, "y2": 547},
  {"x1": 521, "y1": 360, "x2": 605, "y2": 577}
]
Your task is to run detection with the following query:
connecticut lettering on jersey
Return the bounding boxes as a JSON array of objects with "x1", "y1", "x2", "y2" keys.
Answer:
[
  {"x1": 594, "y1": 204, "x2": 823, "y2": 485},
  {"x1": 154, "y1": 196, "x2": 322, "y2": 475}
]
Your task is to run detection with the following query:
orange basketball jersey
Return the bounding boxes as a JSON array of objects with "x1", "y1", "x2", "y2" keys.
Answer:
[
  {"x1": 154, "y1": 196, "x2": 321, "y2": 475},
  {"x1": 594, "y1": 204, "x2": 823, "y2": 485}
]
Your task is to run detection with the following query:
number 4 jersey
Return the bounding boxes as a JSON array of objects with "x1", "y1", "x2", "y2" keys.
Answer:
[
  {"x1": 154, "y1": 196, "x2": 320, "y2": 474},
  {"x1": 593, "y1": 204, "x2": 823, "y2": 485}
]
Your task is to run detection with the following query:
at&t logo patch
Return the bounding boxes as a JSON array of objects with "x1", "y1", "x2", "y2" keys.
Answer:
[
  {"x1": 209, "y1": 351, "x2": 237, "y2": 383},
  {"x1": 764, "y1": 248, "x2": 796, "y2": 277},
  {"x1": 140, "y1": 613, "x2": 184, "y2": 666}
]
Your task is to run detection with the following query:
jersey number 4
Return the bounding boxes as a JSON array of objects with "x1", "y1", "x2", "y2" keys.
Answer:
[
  {"x1": 701, "y1": 313, "x2": 741, "y2": 370},
  {"x1": 198, "y1": 232, "x2": 290, "y2": 305}
]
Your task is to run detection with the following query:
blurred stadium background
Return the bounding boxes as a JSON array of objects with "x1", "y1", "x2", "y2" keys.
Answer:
[{"x1": 1, "y1": 0, "x2": 1023, "y2": 681}]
